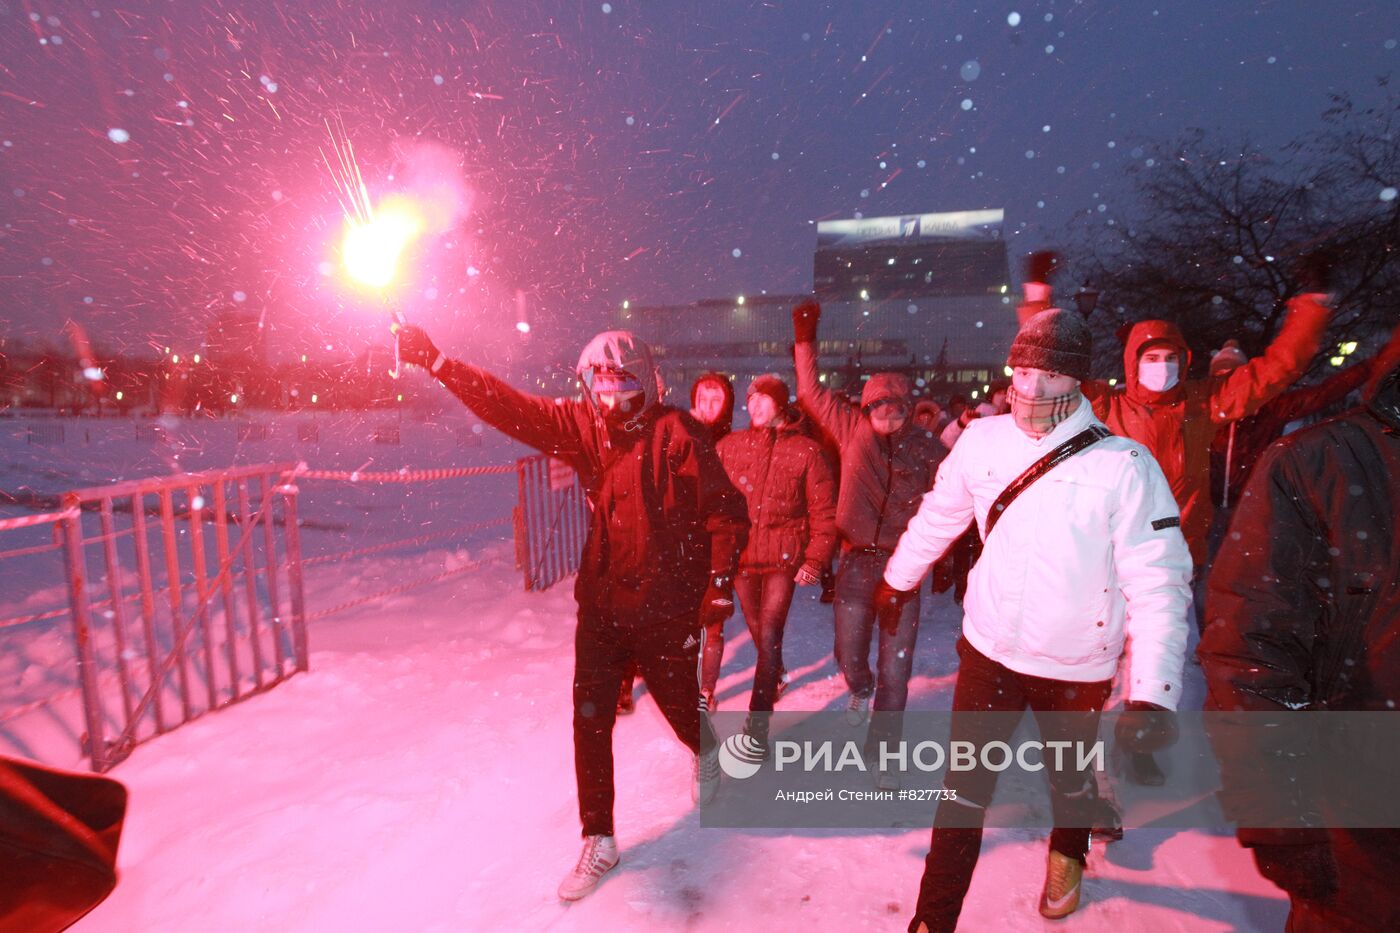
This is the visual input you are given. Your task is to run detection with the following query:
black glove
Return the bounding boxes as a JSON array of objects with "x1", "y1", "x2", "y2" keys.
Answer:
[
  {"x1": 1025, "y1": 249, "x2": 1060, "y2": 285},
  {"x1": 395, "y1": 324, "x2": 442, "y2": 370},
  {"x1": 792, "y1": 299, "x2": 821, "y2": 344},
  {"x1": 1296, "y1": 247, "x2": 1337, "y2": 294},
  {"x1": 699, "y1": 574, "x2": 735, "y2": 628},
  {"x1": 1251, "y1": 842, "x2": 1340, "y2": 902},
  {"x1": 873, "y1": 578, "x2": 916, "y2": 635},
  {"x1": 1114, "y1": 701, "x2": 1179, "y2": 754}
]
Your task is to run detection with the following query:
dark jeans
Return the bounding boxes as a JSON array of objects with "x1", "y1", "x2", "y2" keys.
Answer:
[
  {"x1": 734, "y1": 570, "x2": 797, "y2": 712},
  {"x1": 833, "y1": 548, "x2": 921, "y2": 753},
  {"x1": 910, "y1": 638, "x2": 1113, "y2": 933},
  {"x1": 573, "y1": 609, "x2": 716, "y2": 837}
]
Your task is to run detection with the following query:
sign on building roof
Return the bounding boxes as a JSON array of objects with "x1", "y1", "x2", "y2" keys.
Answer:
[{"x1": 816, "y1": 210, "x2": 1004, "y2": 248}]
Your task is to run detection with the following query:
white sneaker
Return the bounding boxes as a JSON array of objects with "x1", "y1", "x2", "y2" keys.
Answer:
[
  {"x1": 558, "y1": 834, "x2": 619, "y2": 901},
  {"x1": 846, "y1": 691, "x2": 872, "y2": 726},
  {"x1": 693, "y1": 749, "x2": 720, "y2": 805}
]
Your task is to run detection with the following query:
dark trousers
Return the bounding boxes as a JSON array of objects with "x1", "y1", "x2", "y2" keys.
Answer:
[
  {"x1": 573, "y1": 609, "x2": 715, "y2": 837},
  {"x1": 699, "y1": 616, "x2": 724, "y2": 699},
  {"x1": 911, "y1": 638, "x2": 1113, "y2": 933},
  {"x1": 833, "y1": 548, "x2": 921, "y2": 753},
  {"x1": 733, "y1": 570, "x2": 797, "y2": 712}
]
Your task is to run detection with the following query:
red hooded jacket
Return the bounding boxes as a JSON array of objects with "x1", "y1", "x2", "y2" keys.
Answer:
[{"x1": 1075, "y1": 295, "x2": 1330, "y2": 564}]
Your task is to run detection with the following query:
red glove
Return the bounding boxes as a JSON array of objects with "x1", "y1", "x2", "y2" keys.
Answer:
[
  {"x1": 873, "y1": 578, "x2": 916, "y2": 635},
  {"x1": 1026, "y1": 250, "x2": 1060, "y2": 285},
  {"x1": 792, "y1": 299, "x2": 821, "y2": 344}
]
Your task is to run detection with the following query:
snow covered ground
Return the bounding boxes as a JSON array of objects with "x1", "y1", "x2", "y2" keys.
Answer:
[{"x1": 1, "y1": 414, "x2": 1289, "y2": 931}]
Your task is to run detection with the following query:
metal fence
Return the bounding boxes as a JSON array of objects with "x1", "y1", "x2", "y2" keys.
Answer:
[
  {"x1": 515, "y1": 455, "x2": 589, "y2": 592},
  {"x1": 58, "y1": 463, "x2": 307, "y2": 771},
  {"x1": 2, "y1": 455, "x2": 586, "y2": 772}
]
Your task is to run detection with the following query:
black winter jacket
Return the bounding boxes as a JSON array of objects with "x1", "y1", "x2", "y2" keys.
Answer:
[
  {"x1": 434, "y1": 360, "x2": 748, "y2": 623},
  {"x1": 1200, "y1": 360, "x2": 1400, "y2": 933}
]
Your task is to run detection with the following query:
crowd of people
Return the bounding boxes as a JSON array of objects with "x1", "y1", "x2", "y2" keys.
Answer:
[{"x1": 395, "y1": 246, "x2": 1400, "y2": 932}]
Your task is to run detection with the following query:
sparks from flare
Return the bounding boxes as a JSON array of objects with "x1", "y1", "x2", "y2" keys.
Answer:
[
  {"x1": 321, "y1": 118, "x2": 430, "y2": 377},
  {"x1": 321, "y1": 118, "x2": 425, "y2": 294}
]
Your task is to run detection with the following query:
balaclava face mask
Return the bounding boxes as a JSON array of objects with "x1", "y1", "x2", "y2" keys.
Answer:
[
  {"x1": 590, "y1": 370, "x2": 646, "y2": 427},
  {"x1": 1137, "y1": 359, "x2": 1180, "y2": 393}
]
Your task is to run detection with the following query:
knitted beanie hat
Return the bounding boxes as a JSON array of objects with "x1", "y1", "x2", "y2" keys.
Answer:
[
  {"x1": 1210, "y1": 340, "x2": 1247, "y2": 376},
  {"x1": 747, "y1": 373, "x2": 790, "y2": 409},
  {"x1": 1007, "y1": 308, "x2": 1092, "y2": 382}
]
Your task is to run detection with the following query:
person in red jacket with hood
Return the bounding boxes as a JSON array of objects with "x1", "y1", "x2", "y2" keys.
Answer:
[
  {"x1": 394, "y1": 325, "x2": 747, "y2": 902},
  {"x1": 1017, "y1": 251, "x2": 1332, "y2": 572}
]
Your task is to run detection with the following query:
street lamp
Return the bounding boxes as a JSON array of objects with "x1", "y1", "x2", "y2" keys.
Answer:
[{"x1": 1073, "y1": 284, "x2": 1100, "y2": 319}]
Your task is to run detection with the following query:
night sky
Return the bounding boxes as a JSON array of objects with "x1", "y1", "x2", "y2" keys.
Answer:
[{"x1": 0, "y1": 1, "x2": 1393, "y2": 365}]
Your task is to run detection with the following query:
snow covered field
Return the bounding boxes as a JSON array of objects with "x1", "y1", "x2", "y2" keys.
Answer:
[{"x1": 1, "y1": 414, "x2": 1288, "y2": 931}]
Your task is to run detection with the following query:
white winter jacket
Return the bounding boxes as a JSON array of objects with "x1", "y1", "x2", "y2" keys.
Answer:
[{"x1": 884, "y1": 395, "x2": 1192, "y2": 709}]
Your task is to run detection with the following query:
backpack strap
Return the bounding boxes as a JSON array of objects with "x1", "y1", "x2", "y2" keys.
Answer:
[{"x1": 983, "y1": 425, "x2": 1111, "y2": 540}]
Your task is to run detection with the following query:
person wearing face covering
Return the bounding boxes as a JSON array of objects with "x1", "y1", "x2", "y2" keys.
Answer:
[
  {"x1": 392, "y1": 324, "x2": 748, "y2": 902},
  {"x1": 792, "y1": 299, "x2": 947, "y2": 786},
  {"x1": 1017, "y1": 250, "x2": 1333, "y2": 573},
  {"x1": 876, "y1": 308, "x2": 1193, "y2": 930}
]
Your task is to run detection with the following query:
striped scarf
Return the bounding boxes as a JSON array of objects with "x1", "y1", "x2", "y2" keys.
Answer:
[{"x1": 1008, "y1": 386, "x2": 1080, "y2": 438}]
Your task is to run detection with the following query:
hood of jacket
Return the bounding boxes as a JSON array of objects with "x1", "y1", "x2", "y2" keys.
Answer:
[
  {"x1": 859, "y1": 371, "x2": 913, "y2": 409},
  {"x1": 576, "y1": 330, "x2": 661, "y2": 413},
  {"x1": 689, "y1": 371, "x2": 735, "y2": 440},
  {"x1": 1123, "y1": 319, "x2": 1192, "y2": 405}
]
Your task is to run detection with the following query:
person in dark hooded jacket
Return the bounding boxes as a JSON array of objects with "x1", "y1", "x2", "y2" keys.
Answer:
[
  {"x1": 1199, "y1": 336, "x2": 1400, "y2": 933},
  {"x1": 394, "y1": 324, "x2": 747, "y2": 902},
  {"x1": 792, "y1": 300, "x2": 947, "y2": 781},
  {"x1": 715, "y1": 374, "x2": 838, "y2": 741},
  {"x1": 618, "y1": 371, "x2": 736, "y2": 715}
]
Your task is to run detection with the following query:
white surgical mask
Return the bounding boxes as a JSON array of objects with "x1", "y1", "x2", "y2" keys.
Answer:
[{"x1": 1137, "y1": 360, "x2": 1180, "y2": 393}]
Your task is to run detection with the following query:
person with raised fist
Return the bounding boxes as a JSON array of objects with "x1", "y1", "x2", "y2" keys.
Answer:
[{"x1": 791, "y1": 298, "x2": 947, "y2": 788}]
